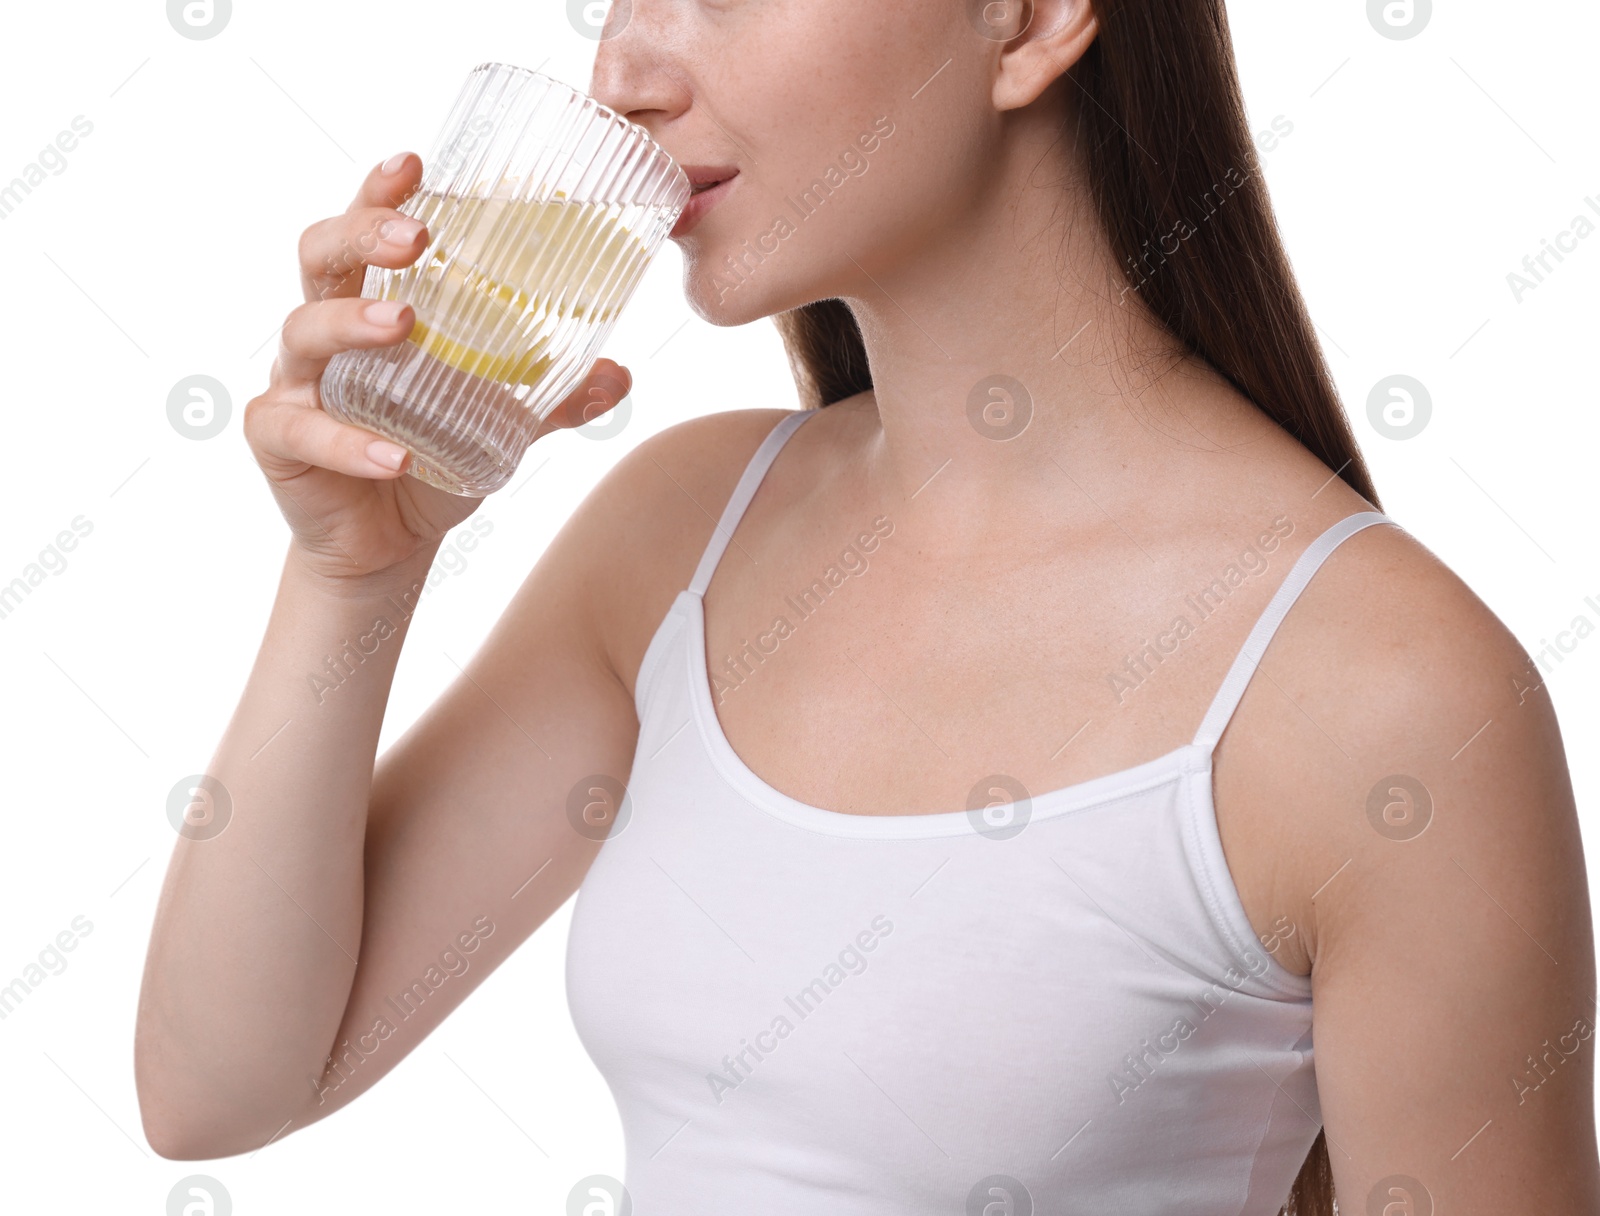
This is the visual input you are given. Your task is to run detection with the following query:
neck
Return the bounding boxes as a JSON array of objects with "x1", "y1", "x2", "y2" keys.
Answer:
[{"x1": 833, "y1": 116, "x2": 1258, "y2": 547}]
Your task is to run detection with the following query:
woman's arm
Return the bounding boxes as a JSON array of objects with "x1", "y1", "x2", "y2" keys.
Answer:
[
  {"x1": 1284, "y1": 530, "x2": 1599, "y2": 1209},
  {"x1": 133, "y1": 428, "x2": 700, "y2": 1159},
  {"x1": 135, "y1": 400, "x2": 790, "y2": 1160},
  {"x1": 134, "y1": 504, "x2": 634, "y2": 1157}
]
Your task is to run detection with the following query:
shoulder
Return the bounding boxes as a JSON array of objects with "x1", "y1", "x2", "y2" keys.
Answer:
[
  {"x1": 1268, "y1": 517, "x2": 1559, "y2": 818},
  {"x1": 1290, "y1": 514, "x2": 1583, "y2": 947},
  {"x1": 1241, "y1": 518, "x2": 1597, "y2": 1203},
  {"x1": 1269, "y1": 517, "x2": 1533, "y2": 736},
  {"x1": 594, "y1": 405, "x2": 799, "y2": 518},
  {"x1": 573, "y1": 406, "x2": 806, "y2": 701},
  {"x1": 1240, "y1": 517, "x2": 1577, "y2": 950},
  {"x1": 594, "y1": 405, "x2": 803, "y2": 569}
]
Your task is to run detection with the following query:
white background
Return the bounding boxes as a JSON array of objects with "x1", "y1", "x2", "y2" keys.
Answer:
[{"x1": 0, "y1": 0, "x2": 1595, "y2": 1211}]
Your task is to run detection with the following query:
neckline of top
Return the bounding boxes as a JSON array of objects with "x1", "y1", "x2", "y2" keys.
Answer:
[{"x1": 681, "y1": 590, "x2": 1206, "y2": 840}]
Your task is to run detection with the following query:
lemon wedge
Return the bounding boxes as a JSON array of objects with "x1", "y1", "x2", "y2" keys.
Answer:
[{"x1": 388, "y1": 186, "x2": 652, "y2": 388}]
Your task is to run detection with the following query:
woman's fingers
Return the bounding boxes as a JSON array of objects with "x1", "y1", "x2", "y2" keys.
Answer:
[
  {"x1": 298, "y1": 150, "x2": 428, "y2": 303},
  {"x1": 244, "y1": 391, "x2": 412, "y2": 483},
  {"x1": 535, "y1": 361, "x2": 634, "y2": 438},
  {"x1": 271, "y1": 297, "x2": 416, "y2": 393},
  {"x1": 299, "y1": 204, "x2": 429, "y2": 304},
  {"x1": 348, "y1": 150, "x2": 421, "y2": 214}
]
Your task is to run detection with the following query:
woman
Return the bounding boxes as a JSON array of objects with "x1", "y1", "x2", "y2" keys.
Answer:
[{"x1": 135, "y1": 1, "x2": 1599, "y2": 1212}]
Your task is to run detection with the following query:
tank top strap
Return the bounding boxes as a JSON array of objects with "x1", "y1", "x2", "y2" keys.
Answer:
[
  {"x1": 1190, "y1": 510, "x2": 1397, "y2": 752},
  {"x1": 687, "y1": 409, "x2": 819, "y2": 598}
]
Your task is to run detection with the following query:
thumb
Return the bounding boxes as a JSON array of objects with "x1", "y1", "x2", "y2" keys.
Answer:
[{"x1": 537, "y1": 360, "x2": 632, "y2": 436}]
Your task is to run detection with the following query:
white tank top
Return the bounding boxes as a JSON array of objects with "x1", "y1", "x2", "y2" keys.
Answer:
[{"x1": 567, "y1": 409, "x2": 1397, "y2": 1214}]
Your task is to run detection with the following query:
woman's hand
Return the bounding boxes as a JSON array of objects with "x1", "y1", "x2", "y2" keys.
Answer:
[{"x1": 244, "y1": 151, "x2": 632, "y2": 587}]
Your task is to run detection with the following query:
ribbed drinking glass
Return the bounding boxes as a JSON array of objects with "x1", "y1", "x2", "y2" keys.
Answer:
[{"x1": 320, "y1": 62, "x2": 691, "y2": 496}]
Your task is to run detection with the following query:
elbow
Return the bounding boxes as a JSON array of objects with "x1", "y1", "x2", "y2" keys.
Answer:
[
  {"x1": 139, "y1": 1098, "x2": 288, "y2": 1161},
  {"x1": 144, "y1": 1120, "x2": 223, "y2": 1162},
  {"x1": 135, "y1": 1040, "x2": 225, "y2": 1159},
  {"x1": 135, "y1": 1047, "x2": 293, "y2": 1160},
  {"x1": 138, "y1": 1086, "x2": 224, "y2": 1160},
  {"x1": 137, "y1": 1085, "x2": 244, "y2": 1161}
]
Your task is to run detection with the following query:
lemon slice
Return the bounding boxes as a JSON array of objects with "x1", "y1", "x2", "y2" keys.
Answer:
[{"x1": 390, "y1": 186, "x2": 652, "y2": 388}]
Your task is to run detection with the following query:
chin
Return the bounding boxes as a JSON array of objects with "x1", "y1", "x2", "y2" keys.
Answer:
[{"x1": 678, "y1": 247, "x2": 798, "y2": 328}]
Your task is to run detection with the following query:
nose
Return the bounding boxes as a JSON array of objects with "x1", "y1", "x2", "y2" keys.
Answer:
[{"x1": 587, "y1": 6, "x2": 688, "y2": 136}]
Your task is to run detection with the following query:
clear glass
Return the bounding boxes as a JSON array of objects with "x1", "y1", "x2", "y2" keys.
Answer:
[{"x1": 320, "y1": 62, "x2": 691, "y2": 497}]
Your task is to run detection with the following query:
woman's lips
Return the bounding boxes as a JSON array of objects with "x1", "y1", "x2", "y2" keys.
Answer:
[{"x1": 672, "y1": 172, "x2": 738, "y2": 238}]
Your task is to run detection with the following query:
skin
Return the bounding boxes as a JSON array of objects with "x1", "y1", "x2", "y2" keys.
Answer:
[{"x1": 135, "y1": 0, "x2": 1599, "y2": 1208}]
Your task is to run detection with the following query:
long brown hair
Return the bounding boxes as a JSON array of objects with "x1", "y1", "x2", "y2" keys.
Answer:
[{"x1": 772, "y1": 1, "x2": 1369, "y2": 1211}]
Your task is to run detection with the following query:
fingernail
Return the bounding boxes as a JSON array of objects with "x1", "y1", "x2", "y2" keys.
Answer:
[
  {"x1": 365, "y1": 300, "x2": 408, "y2": 326},
  {"x1": 377, "y1": 217, "x2": 423, "y2": 244},
  {"x1": 367, "y1": 440, "x2": 408, "y2": 470},
  {"x1": 381, "y1": 152, "x2": 411, "y2": 175}
]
